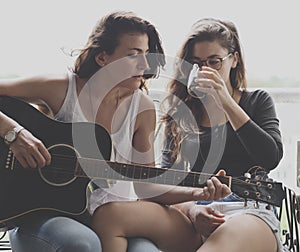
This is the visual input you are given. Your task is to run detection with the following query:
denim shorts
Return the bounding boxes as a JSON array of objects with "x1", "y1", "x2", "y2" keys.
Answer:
[{"x1": 196, "y1": 194, "x2": 289, "y2": 252}]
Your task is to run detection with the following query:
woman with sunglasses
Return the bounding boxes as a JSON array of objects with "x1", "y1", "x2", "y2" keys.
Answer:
[{"x1": 92, "y1": 18, "x2": 286, "y2": 252}]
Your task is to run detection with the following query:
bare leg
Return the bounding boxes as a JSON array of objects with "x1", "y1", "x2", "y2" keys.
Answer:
[
  {"x1": 196, "y1": 214, "x2": 277, "y2": 252},
  {"x1": 92, "y1": 201, "x2": 202, "y2": 252}
]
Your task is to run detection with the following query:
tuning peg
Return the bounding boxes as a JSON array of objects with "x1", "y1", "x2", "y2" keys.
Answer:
[
  {"x1": 266, "y1": 204, "x2": 272, "y2": 210},
  {"x1": 244, "y1": 172, "x2": 251, "y2": 179},
  {"x1": 254, "y1": 176, "x2": 259, "y2": 180}
]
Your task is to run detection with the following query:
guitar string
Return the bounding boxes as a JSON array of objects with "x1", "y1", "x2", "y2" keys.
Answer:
[
  {"x1": 35, "y1": 166, "x2": 274, "y2": 195},
  {"x1": 11, "y1": 152, "x2": 279, "y2": 204},
  {"x1": 11, "y1": 147, "x2": 274, "y2": 189},
  {"x1": 39, "y1": 153, "x2": 273, "y2": 188},
  {"x1": 16, "y1": 153, "x2": 277, "y2": 189},
  {"x1": 16, "y1": 161, "x2": 277, "y2": 200}
]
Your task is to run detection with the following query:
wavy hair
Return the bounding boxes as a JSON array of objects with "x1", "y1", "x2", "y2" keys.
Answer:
[
  {"x1": 72, "y1": 11, "x2": 165, "y2": 91},
  {"x1": 161, "y1": 18, "x2": 247, "y2": 163}
]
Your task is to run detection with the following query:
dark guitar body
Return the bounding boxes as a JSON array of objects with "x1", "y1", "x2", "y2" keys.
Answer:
[{"x1": 0, "y1": 96, "x2": 111, "y2": 227}]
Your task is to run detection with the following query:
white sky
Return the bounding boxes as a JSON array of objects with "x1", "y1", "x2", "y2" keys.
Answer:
[{"x1": 1, "y1": 0, "x2": 299, "y2": 82}]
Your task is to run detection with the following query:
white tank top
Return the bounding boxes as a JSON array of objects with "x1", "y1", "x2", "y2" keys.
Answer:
[
  {"x1": 54, "y1": 71, "x2": 143, "y2": 213},
  {"x1": 54, "y1": 72, "x2": 87, "y2": 122}
]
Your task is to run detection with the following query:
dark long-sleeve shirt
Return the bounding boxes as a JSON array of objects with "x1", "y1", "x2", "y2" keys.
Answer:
[{"x1": 161, "y1": 89, "x2": 283, "y2": 177}]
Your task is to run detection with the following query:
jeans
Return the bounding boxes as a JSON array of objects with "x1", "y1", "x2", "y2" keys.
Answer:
[
  {"x1": 196, "y1": 192, "x2": 243, "y2": 205},
  {"x1": 9, "y1": 213, "x2": 159, "y2": 252}
]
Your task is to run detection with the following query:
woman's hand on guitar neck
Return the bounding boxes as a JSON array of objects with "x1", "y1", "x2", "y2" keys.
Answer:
[
  {"x1": 10, "y1": 129, "x2": 51, "y2": 169},
  {"x1": 192, "y1": 169, "x2": 231, "y2": 201}
]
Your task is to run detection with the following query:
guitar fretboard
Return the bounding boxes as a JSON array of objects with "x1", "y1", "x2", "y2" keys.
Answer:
[{"x1": 76, "y1": 158, "x2": 231, "y2": 188}]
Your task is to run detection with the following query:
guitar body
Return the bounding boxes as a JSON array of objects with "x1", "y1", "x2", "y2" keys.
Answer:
[{"x1": 0, "y1": 96, "x2": 111, "y2": 227}]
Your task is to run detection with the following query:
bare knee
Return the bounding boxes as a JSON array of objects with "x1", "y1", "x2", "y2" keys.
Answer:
[
  {"x1": 93, "y1": 202, "x2": 123, "y2": 221},
  {"x1": 92, "y1": 202, "x2": 125, "y2": 236}
]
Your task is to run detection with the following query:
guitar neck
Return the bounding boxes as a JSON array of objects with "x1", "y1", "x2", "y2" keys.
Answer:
[{"x1": 76, "y1": 158, "x2": 232, "y2": 189}]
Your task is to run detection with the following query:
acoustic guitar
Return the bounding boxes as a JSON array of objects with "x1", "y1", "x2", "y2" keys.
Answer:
[{"x1": 0, "y1": 96, "x2": 285, "y2": 228}]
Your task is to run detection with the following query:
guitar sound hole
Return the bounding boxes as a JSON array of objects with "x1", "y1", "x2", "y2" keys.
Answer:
[{"x1": 39, "y1": 144, "x2": 78, "y2": 186}]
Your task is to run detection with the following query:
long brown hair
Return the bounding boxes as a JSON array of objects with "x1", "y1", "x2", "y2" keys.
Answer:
[
  {"x1": 162, "y1": 18, "x2": 247, "y2": 163},
  {"x1": 72, "y1": 11, "x2": 165, "y2": 91}
]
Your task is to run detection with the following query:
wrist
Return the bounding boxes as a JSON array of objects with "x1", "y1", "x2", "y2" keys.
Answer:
[
  {"x1": 0, "y1": 112, "x2": 21, "y2": 138},
  {"x1": 3, "y1": 125, "x2": 24, "y2": 145},
  {"x1": 191, "y1": 187, "x2": 208, "y2": 201},
  {"x1": 175, "y1": 201, "x2": 196, "y2": 217},
  {"x1": 186, "y1": 203, "x2": 197, "y2": 226}
]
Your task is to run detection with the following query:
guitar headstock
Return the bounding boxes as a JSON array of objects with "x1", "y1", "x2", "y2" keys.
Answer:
[{"x1": 231, "y1": 176, "x2": 285, "y2": 207}]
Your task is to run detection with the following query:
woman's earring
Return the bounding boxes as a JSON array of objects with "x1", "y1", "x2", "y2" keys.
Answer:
[{"x1": 95, "y1": 54, "x2": 106, "y2": 67}]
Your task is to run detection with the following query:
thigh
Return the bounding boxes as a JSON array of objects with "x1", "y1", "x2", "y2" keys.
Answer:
[
  {"x1": 9, "y1": 213, "x2": 101, "y2": 252},
  {"x1": 127, "y1": 237, "x2": 159, "y2": 252},
  {"x1": 197, "y1": 214, "x2": 277, "y2": 252},
  {"x1": 95, "y1": 201, "x2": 202, "y2": 252}
]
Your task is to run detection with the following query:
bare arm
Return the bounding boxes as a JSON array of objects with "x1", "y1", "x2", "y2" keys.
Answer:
[
  {"x1": 0, "y1": 75, "x2": 68, "y2": 168},
  {"x1": 0, "y1": 75, "x2": 68, "y2": 113}
]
